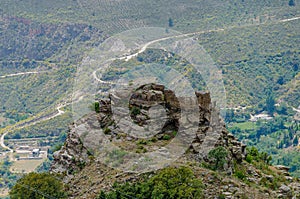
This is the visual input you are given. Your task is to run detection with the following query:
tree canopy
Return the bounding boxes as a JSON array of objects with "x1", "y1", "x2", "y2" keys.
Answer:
[{"x1": 10, "y1": 172, "x2": 67, "y2": 199}]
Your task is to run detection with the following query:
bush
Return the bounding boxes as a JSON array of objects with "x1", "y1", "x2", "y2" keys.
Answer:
[
  {"x1": 234, "y1": 170, "x2": 246, "y2": 180},
  {"x1": 162, "y1": 135, "x2": 171, "y2": 140},
  {"x1": 98, "y1": 167, "x2": 203, "y2": 199},
  {"x1": 130, "y1": 106, "x2": 141, "y2": 116},
  {"x1": 137, "y1": 139, "x2": 148, "y2": 145},
  {"x1": 245, "y1": 155, "x2": 253, "y2": 163},
  {"x1": 103, "y1": 127, "x2": 111, "y2": 135},
  {"x1": 10, "y1": 172, "x2": 67, "y2": 199},
  {"x1": 91, "y1": 102, "x2": 100, "y2": 113},
  {"x1": 246, "y1": 146, "x2": 272, "y2": 165},
  {"x1": 208, "y1": 146, "x2": 228, "y2": 170}
]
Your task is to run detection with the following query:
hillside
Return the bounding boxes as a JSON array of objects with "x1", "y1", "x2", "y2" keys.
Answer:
[
  {"x1": 48, "y1": 87, "x2": 299, "y2": 198},
  {"x1": 0, "y1": 0, "x2": 299, "y2": 197}
]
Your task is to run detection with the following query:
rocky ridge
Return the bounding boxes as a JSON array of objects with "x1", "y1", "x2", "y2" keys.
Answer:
[{"x1": 51, "y1": 83, "x2": 300, "y2": 198}]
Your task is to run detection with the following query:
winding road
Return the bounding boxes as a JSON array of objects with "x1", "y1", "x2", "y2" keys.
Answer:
[
  {"x1": 1, "y1": 14, "x2": 300, "y2": 154},
  {"x1": 292, "y1": 106, "x2": 300, "y2": 113},
  {"x1": 0, "y1": 71, "x2": 40, "y2": 78},
  {"x1": 93, "y1": 15, "x2": 300, "y2": 84},
  {"x1": 0, "y1": 132, "x2": 13, "y2": 153},
  {"x1": 292, "y1": 106, "x2": 300, "y2": 121},
  {"x1": 0, "y1": 103, "x2": 67, "y2": 154}
]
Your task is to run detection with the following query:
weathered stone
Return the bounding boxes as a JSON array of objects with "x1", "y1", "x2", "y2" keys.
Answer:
[
  {"x1": 265, "y1": 175, "x2": 274, "y2": 182},
  {"x1": 52, "y1": 84, "x2": 247, "y2": 192},
  {"x1": 279, "y1": 184, "x2": 291, "y2": 193},
  {"x1": 195, "y1": 91, "x2": 211, "y2": 110},
  {"x1": 222, "y1": 191, "x2": 232, "y2": 196},
  {"x1": 164, "y1": 90, "x2": 180, "y2": 109},
  {"x1": 274, "y1": 165, "x2": 290, "y2": 172},
  {"x1": 285, "y1": 176, "x2": 293, "y2": 182},
  {"x1": 151, "y1": 84, "x2": 165, "y2": 91},
  {"x1": 247, "y1": 177, "x2": 257, "y2": 183}
]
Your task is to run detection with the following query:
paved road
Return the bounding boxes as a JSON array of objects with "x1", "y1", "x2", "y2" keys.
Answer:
[
  {"x1": 0, "y1": 71, "x2": 40, "y2": 78},
  {"x1": 0, "y1": 103, "x2": 67, "y2": 153},
  {"x1": 0, "y1": 132, "x2": 13, "y2": 153},
  {"x1": 93, "y1": 15, "x2": 300, "y2": 83},
  {"x1": 1, "y1": 14, "x2": 299, "y2": 152}
]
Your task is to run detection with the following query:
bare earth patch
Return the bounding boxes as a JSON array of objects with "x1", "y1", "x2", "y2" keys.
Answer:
[{"x1": 10, "y1": 159, "x2": 45, "y2": 173}]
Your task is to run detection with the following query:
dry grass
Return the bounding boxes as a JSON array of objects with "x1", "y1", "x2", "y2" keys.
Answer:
[
  {"x1": 10, "y1": 159, "x2": 45, "y2": 173},
  {"x1": 0, "y1": 188, "x2": 9, "y2": 197}
]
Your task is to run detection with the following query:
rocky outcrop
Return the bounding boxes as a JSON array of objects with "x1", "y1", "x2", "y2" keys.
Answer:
[
  {"x1": 51, "y1": 83, "x2": 246, "y2": 176},
  {"x1": 51, "y1": 83, "x2": 300, "y2": 198},
  {"x1": 51, "y1": 121, "x2": 92, "y2": 177},
  {"x1": 191, "y1": 91, "x2": 246, "y2": 164}
]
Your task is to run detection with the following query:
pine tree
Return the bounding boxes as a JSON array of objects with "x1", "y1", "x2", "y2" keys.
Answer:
[
  {"x1": 168, "y1": 18, "x2": 174, "y2": 27},
  {"x1": 266, "y1": 91, "x2": 275, "y2": 116},
  {"x1": 289, "y1": 0, "x2": 296, "y2": 6}
]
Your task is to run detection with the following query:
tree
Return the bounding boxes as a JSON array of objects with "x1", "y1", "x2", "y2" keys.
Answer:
[
  {"x1": 208, "y1": 146, "x2": 228, "y2": 170},
  {"x1": 289, "y1": 0, "x2": 296, "y2": 6},
  {"x1": 225, "y1": 109, "x2": 235, "y2": 123},
  {"x1": 146, "y1": 167, "x2": 203, "y2": 198},
  {"x1": 293, "y1": 137, "x2": 299, "y2": 146},
  {"x1": 276, "y1": 76, "x2": 285, "y2": 85},
  {"x1": 10, "y1": 172, "x2": 67, "y2": 199},
  {"x1": 293, "y1": 63, "x2": 299, "y2": 71},
  {"x1": 276, "y1": 103, "x2": 288, "y2": 115},
  {"x1": 168, "y1": 18, "x2": 174, "y2": 27},
  {"x1": 246, "y1": 147, "x2": 272, "y2": 164},
  {"x1": 265, "y1": 91, "x2": 275, "y2": 116}
]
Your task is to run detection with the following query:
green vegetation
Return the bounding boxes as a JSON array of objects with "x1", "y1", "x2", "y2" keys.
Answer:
[
  {"x1": 265, "y1": 91, "x2": 275, "y2": 116},
  {"x1": 162, "y1": 135, "x2": 171, "y2": 141},
  {"x1": 208, "y1": 146, "x2": 228, "y2": 170},
  {"x1": 95, "y1": 102, "x2": 100, "y2": 113},
  {"x1": 0, "y1": 0, "x2": 299, "y2": 195},
  {"x1": 97, "y1": 166, "x2": 203, "y2": 199},
  {"x1": 245, "y1": 146, "x2": 272, "y2": 165},
  {"x1": 232, "y1": 146, "x2": 289, "y2": 191},
  {"x1": 103, "y1": 127, "x2": 111, "y2": 135},
  {"x1": 130, "y1": 106, "x2": 141, "y2": 116},
  {"x1": 289, "y1": 0, "x2": 296, "y2": 6},
  {"x1": 229, "y1": 109, "x2": 300, "y2": 176},
  {"x1": 106, "y1": 149, "x2": 128, "y2": 167},
  {"x1": 9, "y1": 172, "x2": 67, "y2": 199},
  {"x1": 198, "y1": 21, "x2": 300, "y2": 107},
  {"x1": 0, "y1": 157, "x2": 17, "y2": 189},
  {"x1": 6, "y1": 112, "x2": 72, "y2": 139},
  {"x1": 90, "y1": 102, "x2": 100, "y2": 113}
]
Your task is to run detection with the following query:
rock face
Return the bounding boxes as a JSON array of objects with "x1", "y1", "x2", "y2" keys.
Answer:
[
  {"x1": 51, "y1": 122, "x2": 92, "y2": 176},
  {"x1": 51, "y1": 83, "x2": 246, "y2": 175},
  {"x1": 51, "y1": 83, "x2": 300, "y2": 199},
  {"x1": 192, "y1": 91, "x2": 247, "y2": 164}
]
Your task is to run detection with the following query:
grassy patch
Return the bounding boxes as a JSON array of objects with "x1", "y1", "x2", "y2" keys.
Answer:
[{"x1": 10, "y1": 159, "x2": 45, "y2": 173}]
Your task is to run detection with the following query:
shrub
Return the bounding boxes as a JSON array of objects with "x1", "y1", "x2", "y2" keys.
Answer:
[
  {"x1": 150, "y1": 137, "x2": 158, "y2": 142},
  {"x1": 172, "y1": 131, "x2": 177, "y2": 136},
  {"x1": 98, "y1": 167, "x2": 203, "y2": 199},
  {"x1": 137, "y1": 139, "x2": 148, "y2": 145},
  {"x1": 10, "y1": 172, "x2": 67, "y2": 199},
  {"x1": 218, "y1": 194, "x2": 226, "y2": 199},
  {"x1": 94, "y1": 102, "x2": 100, "y2": 113},
  {"x1": 234, "y1": 170, "x2": 246, "y2": 180},
  {"x1": 162, "y1": 135, "x2": 171, "y2": 140},
  {"x1": 130, "y1": 106, "x2": 141, "y2": 116},
  {"x1": 246, "y1": 146, "x2": 272, "y2": 165},
  {"x1": 245, "y1": 155, "x2": 253, "y2": 163},
  {"x1": 208, "y1": 146, "x2": 228, "y2": 170},
  {"x1": 103, "y1": 127, "x2": 111, "y2": 135}
]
